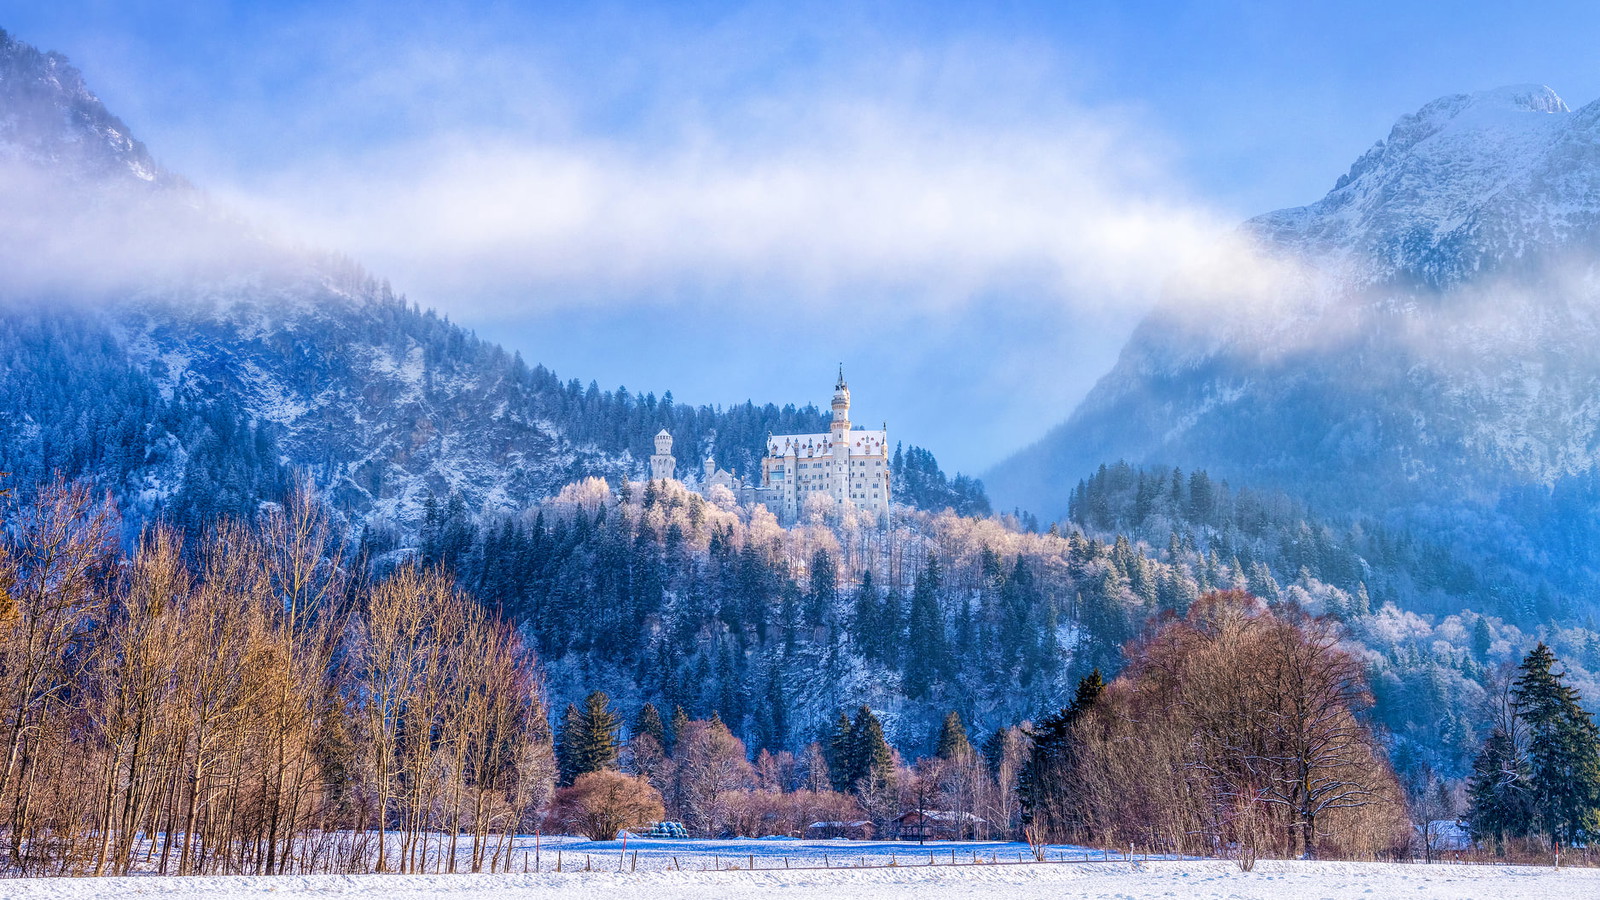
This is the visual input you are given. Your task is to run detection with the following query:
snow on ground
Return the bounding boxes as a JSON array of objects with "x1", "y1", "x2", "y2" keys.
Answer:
[
  {"x1": 533, "y1": 836, "x2": 1101, "y2": 870},
  {"x1": 0, "y1": 834, "x2": 1582, "y2": 898},
  {"x1": 0, "y1": 853, "x2": 1591, "y2": 900}
]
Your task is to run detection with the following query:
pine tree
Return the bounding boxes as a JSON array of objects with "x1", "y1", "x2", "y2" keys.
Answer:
[
  {"x1": 1020, "y1": 669, "x2": 1103, "y2": 833},
  {"x1": 1512, "y1": 643, "x2": 1600, "y2": 850},
  {"x1": 903, "y1": 551, "x2": 947, "y2": 699},
  {"x1": 850, "y1": 705, "x2": 895, "y2": 791},
  {"x1": 669, "y1": 705, "x2": 690, "y2": 754},
  {"x1": 981, "y1": 726, "x2": 1009, "y2": 775},
  {"x1": 826, "y1": 710, "x2": 856, "y2": 792},
  {"x1": 558, "y1": 690, "x2": 621, "y2": 786},
  {"x1": 849, "y1": 569, "x2": 878, "y2": 660},
  {"x1": 806, "y1": 548, "x2": 836, "y2": 629},
  {"x1": 880, "y1": 587, "x2": 905, "y2": 667},
  {"x1": 636, "y1": 702, "x2": 666, "y2": 747},
  {"x1": 556, "y1": 703, "x2": 584, "y2": 787},
  {"x1": 1471, "y1": 617, "x2": 1493, "y2": 660},
  {"x1": 935, "y1": 711, "x2": 974, "y2": 761}
]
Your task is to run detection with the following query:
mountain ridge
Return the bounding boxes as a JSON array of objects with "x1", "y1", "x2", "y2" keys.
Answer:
[
  {"x1": 0, "y1": 26, "x2": 168, "y2": 184},
  {"x1": 988, "y1": 84, "x2": 1600, "y2": 613},
  {"x1": 0, "y1": 28, "x2": 985, "y2": 531}
]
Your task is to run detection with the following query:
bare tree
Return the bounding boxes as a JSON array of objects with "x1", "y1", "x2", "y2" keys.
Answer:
[
  {"x1": 0, "y1": 477, "x2": 553, "y2": 877},
  {"x1": 549, "y1": 771, "x2": 664, "y2": 840},
  {"x1": 0, "y1": 478, "x2": 117, "y2": 868},
  {"x1": 1062, "y1": 591, "x2": 1407, "y2": 859},
  {"x1": 672, "y1": 717, "x2": 754, "y2": 837}
]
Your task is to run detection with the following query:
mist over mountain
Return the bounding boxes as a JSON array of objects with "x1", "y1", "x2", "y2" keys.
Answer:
[
  {"x1": 7, "y1": 26, "x2": 1600, "y2": 783},
  {"x1": 0, "y1": 28, "x2": 984, "y2": 534},
  {"x1": 989, "y1": 84, "x2": 1600, "y2": 616}
]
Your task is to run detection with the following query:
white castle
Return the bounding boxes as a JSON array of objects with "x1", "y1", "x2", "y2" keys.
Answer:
[{"x1": 646, "y1": 369, "x2": 891, "y2": 523}]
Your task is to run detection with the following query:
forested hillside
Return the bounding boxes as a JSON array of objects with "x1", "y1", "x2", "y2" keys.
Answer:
[
  {"x1": 989, "y1": 86, "x2": 1600, "y2": 621},
  {"x1": 1061, "y1": 461, "x2": 1600, "y2": 778},
  {"x1": 0, "y1": 274, "x2": 984, "y2": 537},
  {"x1": 370, "y1": 459, "x2": 1596, "y2": 783}
]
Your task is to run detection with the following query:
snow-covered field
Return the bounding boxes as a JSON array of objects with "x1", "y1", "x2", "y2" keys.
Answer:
[
  {"x1": 0, "y1": 859, "x2": 1588, "y2": 900},
  {"x1": 510, "y1": 835, "x2": 1105, "y2": 870},
  {"x1": 0, "y1": 845, "x2": 1590, "y2": 900}
]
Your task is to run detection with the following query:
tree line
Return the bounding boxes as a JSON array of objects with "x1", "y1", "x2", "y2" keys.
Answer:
[
  {"x1": 1, "y1": 471, "x2": 1591, "y2": 875},
  {"x1": 544, "y1": 689, "x2": 1028, "y2": 843},
  {"x1": 536, "y1": 590, "x2": 1419, "y2": 861},
  {"x1": 0, "y1": 478, "x2": 554, "y2": 877}
]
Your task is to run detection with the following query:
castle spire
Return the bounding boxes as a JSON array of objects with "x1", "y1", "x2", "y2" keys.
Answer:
[{"x1": 830, "y1": 367, "x2": 851, "y2": 438}]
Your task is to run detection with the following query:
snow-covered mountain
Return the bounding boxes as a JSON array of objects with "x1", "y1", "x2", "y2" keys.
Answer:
[
  {"x1": 0, "y1": 29, "x2": 852, "y2": 530},
  {"x1": 989, "y1": 85, "x2": 1600, "y2": 611},
  {"x1": 1253, "y1": 84, "x2": 1597, "y2": 288},
  {"x1": 0, "y1": 28, "x2": 167, "y2": 184}
]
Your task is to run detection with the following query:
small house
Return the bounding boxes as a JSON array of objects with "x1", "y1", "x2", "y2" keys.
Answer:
[
  {"x1": 893, "y1": 810, "x2": 985, "y2": 841},
  {"x1": 805, "y1": 820, "x2": 876, "y2": 840}
]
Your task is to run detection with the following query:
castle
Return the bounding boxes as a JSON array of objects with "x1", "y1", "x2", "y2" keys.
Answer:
[{"x1": 646, "y1": 370, "x2": 891, "y2": 523}]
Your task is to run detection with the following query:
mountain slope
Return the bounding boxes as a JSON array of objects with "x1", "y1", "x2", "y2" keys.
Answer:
[
  {"x1": 989, "y1": 85, "x2": 1600, "y2": 614},
  {"x1": 0, "y1": 27, "x2": 167, "y2": 183},
  {"x1": 0, "y1": 29, "x2": 984, "y2": 531}
]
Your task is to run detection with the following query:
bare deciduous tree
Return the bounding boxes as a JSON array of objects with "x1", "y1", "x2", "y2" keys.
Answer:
[
  {"x1": 1062, "y1": 591, "x2": 1408, "y2": 859},
  {"x1": 549, "y1": 771, "x2": 664, "y2": 840}
]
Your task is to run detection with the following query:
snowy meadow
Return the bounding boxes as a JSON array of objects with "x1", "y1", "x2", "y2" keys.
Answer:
[{"x1": 0, "y1": 853, "x2": 1590, "y2": 900}]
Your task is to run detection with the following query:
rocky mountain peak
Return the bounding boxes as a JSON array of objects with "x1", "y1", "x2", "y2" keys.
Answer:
[
  {"x1": 990, "y1": 85, "x2": 1600, "y2": 607},
  {"x1": 0, "y1": 28, "x2": 166, "y2": 185},
  {"x1": 1244, "y1": 84, "x2": 1600, "y2": 291}
]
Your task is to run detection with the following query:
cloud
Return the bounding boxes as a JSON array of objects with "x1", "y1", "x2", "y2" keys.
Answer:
[
  {"x1": 0, "y1": 6, "x2": 1322, "y2": 472},
  {"x1": 0, "y1": 161, "x2": 280, "y2": 301},
  {"x1": 232, "y1": 96, "x2": 1267, "y2": 318},
  {"x1": 147, "y1": 9, "x2": 1295, "y2": 323}
]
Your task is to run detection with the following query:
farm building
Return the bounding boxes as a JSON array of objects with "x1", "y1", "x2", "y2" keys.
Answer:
[
  {"x1": 893, "y1": 810, "x2": 985, "y2": 841},
  {"x1": 805, "y1": 820, "x2": 876, "y2": 840}
]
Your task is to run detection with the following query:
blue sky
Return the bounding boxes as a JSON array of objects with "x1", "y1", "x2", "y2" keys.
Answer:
[{"x1": 7, "y1": 1, "x2": 1599, "y2": 475}]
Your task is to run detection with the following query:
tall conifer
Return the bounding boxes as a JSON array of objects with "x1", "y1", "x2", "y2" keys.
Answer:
[
  {"x1": 558, "y1": 690, "x2": 621, "y2": 786},
  {"x1": 1512, "y1": 643, "x2": 1600, "y2": 849},
  {"x1": 826, "y1": 711, "x2": 855, "y2": 792},
  {"x1": 1464, "y1": 726, "x2": 1532, "y2": 852},
  {"x1": 669, "y1": 705, "x2": 690, "y2": 754},
  {"x1": 635, "y1": 702, "x2": 666, "y2": 747},
  {"x1": 935, "y1": 711, "x2": 974, "y2": 760},
  {"x1": 1020, "y1": 669, "x2": 1103, "y2": 832},
  {"x1": 904, "y1": 551, "x2": 947, "y2": 698},
  {"x1": 850, "y1": 705, "x2": 895, "y2": 790}
]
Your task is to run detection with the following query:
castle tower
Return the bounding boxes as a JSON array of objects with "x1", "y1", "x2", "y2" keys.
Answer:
[
  {"x1": 830, "y1": 366, "x2": 851, "y2": 439},
  {"x1": 830, "y1": 367, "x2": 851, "y2": 504},
  {"x1": 650, "y1": 429, "x2": 676, "y2": 481}
]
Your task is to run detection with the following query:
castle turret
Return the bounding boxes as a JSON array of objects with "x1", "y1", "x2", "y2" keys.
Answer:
[
  {"x1": 830, "y1": 365, "x2": 851, "y2": 439},
  {"x1": 650, "y1": 429, "x2": 676, "y2": 481}
]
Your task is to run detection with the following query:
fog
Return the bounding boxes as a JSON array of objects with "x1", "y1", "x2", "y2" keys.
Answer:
[{"x1": 0, "y1": 16, "x2": 1322, "y2": 473}]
